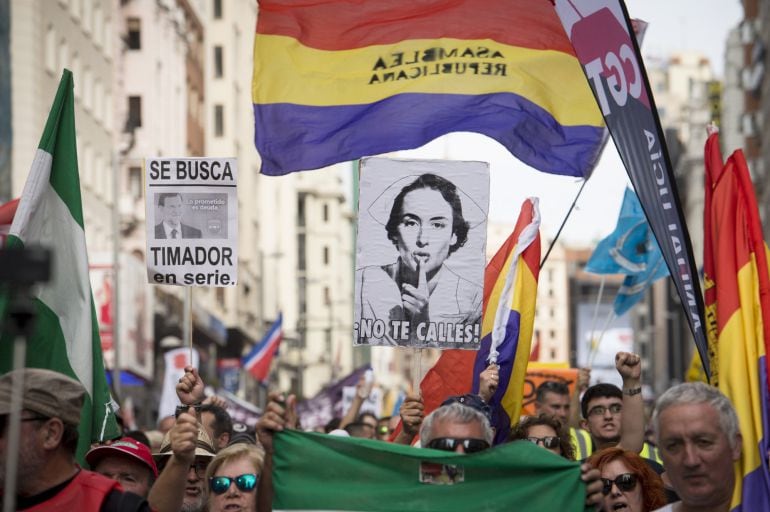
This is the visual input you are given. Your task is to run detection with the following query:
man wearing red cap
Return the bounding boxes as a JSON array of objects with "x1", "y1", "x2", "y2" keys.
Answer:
[{"x1": 86, "y1": 438, "x2": 158, "y2": 498}]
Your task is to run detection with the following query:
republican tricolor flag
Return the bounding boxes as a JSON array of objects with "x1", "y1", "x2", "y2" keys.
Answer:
[
  {"x1": 252, "y1": 0, "x2": 604, "y2": 176},
  {"x1": 243, "y1": 314, "x2": 283, "y2": 384},
  {"x1": 472, "y1": 198, "x2": 541, "y2": 444},
  {"x1": 704, "y1": 131, "x2": 770, "y2": 510}
]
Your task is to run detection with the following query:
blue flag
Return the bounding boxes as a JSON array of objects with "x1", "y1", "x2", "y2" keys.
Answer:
[{"x1": 585, "y1": 188, "x2": 669, "y2": 315}]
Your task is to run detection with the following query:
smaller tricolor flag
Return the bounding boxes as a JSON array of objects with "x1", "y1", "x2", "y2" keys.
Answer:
[
  {"x1": 472, "y1": 198, "x2": 541, "y2": 444},
  {"x1": 398, "y1": 200, "x2": 541, "y2": 445},
  {"x1": 243, "y1": 314, "x2": 282, "y2": 383}
]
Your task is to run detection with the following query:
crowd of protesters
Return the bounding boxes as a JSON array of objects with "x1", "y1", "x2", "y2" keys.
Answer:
[{"x1": 0, "y1": 350, "x2": 749, "y2": 512}]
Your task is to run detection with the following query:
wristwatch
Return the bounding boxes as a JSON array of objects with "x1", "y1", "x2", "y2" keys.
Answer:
[{"x1": 175, "y1": 403, "x2": 202, "y2": 418}]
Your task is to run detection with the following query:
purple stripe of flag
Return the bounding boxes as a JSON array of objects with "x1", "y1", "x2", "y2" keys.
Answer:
[
  {"x1": 472, "y1": 310, "x2": 521, "y2": 444},
  {"x1": 254, "y1": 92, "x2": 604, "y2": 176}
]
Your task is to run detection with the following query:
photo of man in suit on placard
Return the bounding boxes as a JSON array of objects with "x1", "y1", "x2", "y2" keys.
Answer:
[{"x1": 154, "y1": 192, "x2": 202, "y2": 239}]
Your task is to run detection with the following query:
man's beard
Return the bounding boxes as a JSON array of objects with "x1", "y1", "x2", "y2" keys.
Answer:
[
  {"x1": 0, "y1": 439, "x2": 47, "y2": 494},
  {"x1": 181, "y1": 495, "x2": 206, "y2": 512}
]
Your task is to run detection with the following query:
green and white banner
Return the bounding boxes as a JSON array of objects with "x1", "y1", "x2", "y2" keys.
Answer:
[{"x1": 273, "y1": 430, "x2": 587, "y2": 511}]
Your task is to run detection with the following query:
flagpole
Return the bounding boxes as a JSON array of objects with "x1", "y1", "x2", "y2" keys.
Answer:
[
  {"x1": 587, "y1": 275, "x2": 606, "y2": 360},
  {"x1": 111, "y1": 151, "x2": 122, "y2": 401},
  {"x1": 184, "y1": 287, "x2": 192, "y2": 363},
  {"x1": 411, "y1": 347, "x2": 423, "y2": 393},
  {"x1": 588, "y1": 310, "x2": 616, "y2": 367},
  {"x1": 3, "y1": 333, "x2": 26, "y2": 512},
  {"x1": 540, "y1": 179, "x2": 587, "y2": 270}
]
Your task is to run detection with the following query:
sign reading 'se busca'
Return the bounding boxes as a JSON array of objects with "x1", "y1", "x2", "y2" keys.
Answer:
[{"x1": 145, "y1": 157, "x2": 238, "y2": 287}]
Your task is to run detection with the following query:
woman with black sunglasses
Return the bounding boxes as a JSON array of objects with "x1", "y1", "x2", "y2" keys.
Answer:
[
  {"x1": 509, "y1": 414, "x2": 575, "y2": 460},
  {"x1": 205, "y1": 443, "x2": 264, "y2": 512},
  {"x1": 588, "y1": 447, "x2": 666, "y2": 512}
]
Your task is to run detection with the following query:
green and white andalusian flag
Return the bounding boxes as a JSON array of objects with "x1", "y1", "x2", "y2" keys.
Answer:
[
  {"x1": 0, "y1": 70, "x2": 120, "y2": 462},
  {"x1": 273, "y1": 430, "x2": 588, "y2": 511}
]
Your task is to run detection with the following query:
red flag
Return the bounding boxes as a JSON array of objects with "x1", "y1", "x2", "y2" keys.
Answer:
[
  {"x1": 529, "y1": 333, "x2": 541, "y2": 362},
  {"x1": 0, "y1": 198, "x2": 19, "y2": 245}
]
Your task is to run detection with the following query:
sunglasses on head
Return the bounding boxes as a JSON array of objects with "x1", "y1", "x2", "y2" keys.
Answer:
[
  {"x1": 426, "y1": 437, "x2": 490, "y2": 454},
  {"x1": 209, "y1": 473, "x2": 259, "y2": 495},
  {"x1": 601, "y1": 473, "x2": 638, "y2": 495},
  {"x1": 526, "y1": 436, "x2": 560, "y2": 449}
]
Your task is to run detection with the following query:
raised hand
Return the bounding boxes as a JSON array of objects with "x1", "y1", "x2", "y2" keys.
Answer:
[
  {"x1": 170, "y1": 408, "x2": 198, "y2": 465},
  {"x1": 176, "y1": 366, "x2": 205, "y2": 405},
  {"x1": 577, "y1": 367, "x2": 591, "y2": 392},
  {"x1": 479, "y1": 363, "x2": 499, "y2": 403},
  {"x1": 256, "y1": 392, "x2": 297, "y2": 454},
  {"x1": 615, "y1": 352, "x2": 641, "y2": 385},
  {"x1": 399, "y1": 393, "x2": 425, "y2": 436}
]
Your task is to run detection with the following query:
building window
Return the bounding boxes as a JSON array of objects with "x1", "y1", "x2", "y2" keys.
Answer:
[
  {"x1": 57, "y1": 39, "x2": 68, "y2": 76},
  {"x1": 83, "y1": 67, "x2": 93, "y2": 110},
  {"x1": 323, "y1": 203, "x2": 329, "y2": 222},
  {"x1": 71, "y1": 54, "x2": 81, "y2": 98},
  {"x1": 82, "y1": 0, "x2": 92, "y2": 33},
  {"x1": 213, "y1": 0, "x2": 223, "y2": 19},
  {"x1": 324, "y1": 328, "x2": 332, "y2": 354},
  {"x1": 323, "y1": 246, "x2": 329, "y2": 265},
  {"x1": 214, "y1": 105, "x2": 224, "y2": 137},
  {"x1": 127, "y1": 96, "x2": 142, "y2": 129},
  {"x1": 129, "y1": 166, "x2": 143, "y2": 200},
  {"x1": 45, "y1": 26, "x2": 56, "y2": 73},
  {"x1": 127, "y1": 18, "x2": 141, "y2": 49},
  {"x1": 214, "y1": 46, "x2": 223, "y2": 78},
  {"x1": 297, "y1": 194, "x2": 306, "y2": 227},
  {"x1": 298, "y1": 234, "x2": 306, "y2": 271}
]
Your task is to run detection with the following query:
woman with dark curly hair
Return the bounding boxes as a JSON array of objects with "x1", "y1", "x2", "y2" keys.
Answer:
[
  {"x1": 588, "y1": 447, "x2": 667, "y2": 512},
  {"x1": 509, "y1": 414, "x2": 575, "y2": 460},
  {"x1": 355, "y1": 173, "x2": 482, "y2": 346}
]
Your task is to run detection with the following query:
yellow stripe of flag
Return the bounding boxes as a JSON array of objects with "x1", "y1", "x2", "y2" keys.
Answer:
[{"x1": 252, "y1": 34, "x2": 603, "y2": 127}]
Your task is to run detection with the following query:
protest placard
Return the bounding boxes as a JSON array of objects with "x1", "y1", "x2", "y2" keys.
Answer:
[
  {"x1": 354, "y1": 158, "x2": 489, "y2": 349},
  {"x1": 145, "y1": 158, "x2": 237, "y2": 286}
]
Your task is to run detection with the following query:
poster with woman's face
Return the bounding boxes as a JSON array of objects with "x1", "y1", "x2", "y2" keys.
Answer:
[{"x1": 354, "y1": 157, "x2": 490, "y2": 349}]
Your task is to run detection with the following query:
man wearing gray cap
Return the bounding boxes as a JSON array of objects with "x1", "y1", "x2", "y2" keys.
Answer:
[{"x1": 0, "y1": 368, "x2": 150, "y2": 511}]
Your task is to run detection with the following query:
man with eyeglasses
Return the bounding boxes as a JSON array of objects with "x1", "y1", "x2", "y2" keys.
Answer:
[
  {"x1": 579, "y1": 352, "x2": 646, "y2": 457},
  {"x1": 0, "y1": 368, "x2": 150, "y2": 511},
  {"x1": 534, "y1": 379, "x2": 594, "y2": 460},
  {"x1": 148, "y1": 407, "x2": 216, "y2": 512}
]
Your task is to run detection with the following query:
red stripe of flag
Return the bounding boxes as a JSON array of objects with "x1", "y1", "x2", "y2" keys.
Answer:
[{"x1": 256, "y1": 0, "x2": 577, "y2": 54}]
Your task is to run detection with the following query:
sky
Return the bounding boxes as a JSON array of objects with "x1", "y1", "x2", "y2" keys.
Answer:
[{"x1": 393, "y1": 0, "x2": 744, "y2": 245}]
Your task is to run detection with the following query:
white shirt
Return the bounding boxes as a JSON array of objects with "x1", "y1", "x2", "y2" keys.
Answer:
[{"x1": 163, "y1": 221, "x2": 181, "y2": 239}]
